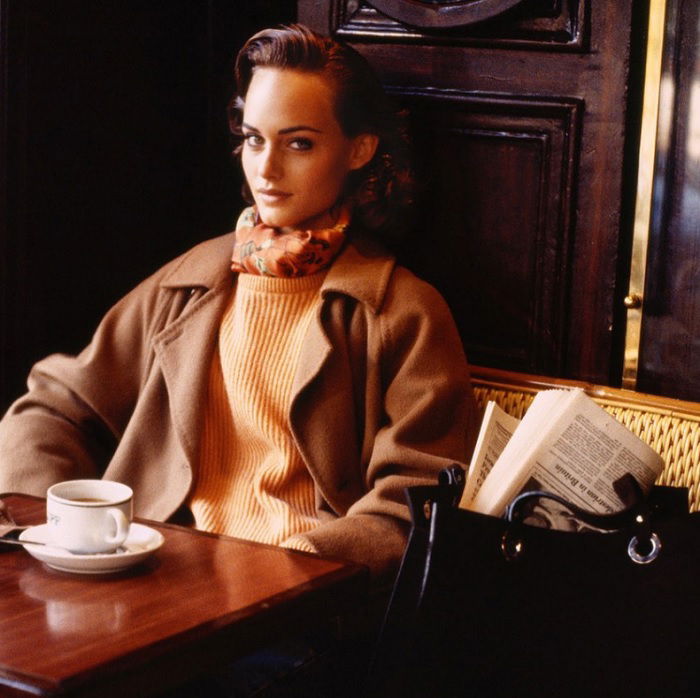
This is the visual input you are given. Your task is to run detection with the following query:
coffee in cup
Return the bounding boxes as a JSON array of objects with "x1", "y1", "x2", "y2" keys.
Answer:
[{"x1": 46, "y1": 480, "x2": 133, "y2": 554}]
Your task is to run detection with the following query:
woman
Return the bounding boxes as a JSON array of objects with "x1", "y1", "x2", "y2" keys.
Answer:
[{"x1": 0, "y1": 25, "x2": 476, "y2": 586}]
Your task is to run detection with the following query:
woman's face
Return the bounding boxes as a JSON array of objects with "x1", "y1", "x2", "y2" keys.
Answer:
[{"x1": 241, "y1": 68, "x2": 376, "y2": 230}]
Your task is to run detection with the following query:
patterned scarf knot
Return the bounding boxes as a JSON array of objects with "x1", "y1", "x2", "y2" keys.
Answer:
[{"x1": 231, "y1": 207, "x2": 349, "y2": 277}]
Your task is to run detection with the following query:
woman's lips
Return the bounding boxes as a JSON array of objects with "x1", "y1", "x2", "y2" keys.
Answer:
[{"x1": 256, "y1": 189, "x2": 292, "y2": 205}]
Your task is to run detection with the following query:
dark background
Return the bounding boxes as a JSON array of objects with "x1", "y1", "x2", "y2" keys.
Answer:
[{"x1": 0, "y1": 1, "x2": 295, "y2": 410}]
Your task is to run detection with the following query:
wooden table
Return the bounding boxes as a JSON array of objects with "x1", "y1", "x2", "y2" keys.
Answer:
[{"x1": 0, "y1": 494, "x2": 368, "y2": 698}]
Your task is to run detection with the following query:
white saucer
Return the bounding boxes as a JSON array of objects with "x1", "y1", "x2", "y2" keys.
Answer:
[{"x1": 19, "y1": 523, "x2": 164, "y2": 574}]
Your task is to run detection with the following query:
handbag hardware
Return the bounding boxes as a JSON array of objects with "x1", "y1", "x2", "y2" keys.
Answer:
[
  {"x1": 503, "y1": 472, "x2": 662, "y2": 564},
  {"x1": 628, "y1": 532, "x2": 661, "y2": 564}
]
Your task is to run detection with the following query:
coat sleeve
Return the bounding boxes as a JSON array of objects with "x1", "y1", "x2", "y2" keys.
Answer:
[{"x1": 290, "y1": 268, "x2": 479, "y2": 586}]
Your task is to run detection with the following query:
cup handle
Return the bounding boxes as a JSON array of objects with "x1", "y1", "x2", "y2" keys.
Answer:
[{"x1": 104, "y1": 508, "x2": 130, "y2": 545}]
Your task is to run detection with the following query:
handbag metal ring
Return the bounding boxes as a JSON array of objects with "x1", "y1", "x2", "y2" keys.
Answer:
[
  {"x1": 627, "y1": 532, "x2": 661, "y2": 564},
  {"x1": 500, "y1": 531, "x2": 524, "y2": 561}
]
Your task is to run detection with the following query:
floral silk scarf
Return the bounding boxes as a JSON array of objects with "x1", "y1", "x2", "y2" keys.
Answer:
[{"x1": 230, "y1": 207, "x2": 349, "y2": 278}]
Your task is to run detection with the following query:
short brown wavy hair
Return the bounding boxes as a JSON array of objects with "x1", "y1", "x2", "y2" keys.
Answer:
[{"x1": 228, "y1": 24, "x2": 414, "y2": 242}]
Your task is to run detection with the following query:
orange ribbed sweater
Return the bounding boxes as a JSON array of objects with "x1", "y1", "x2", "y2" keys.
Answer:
[{"x1": 189, "y1": 273, "x2": 324, "y2": 550}]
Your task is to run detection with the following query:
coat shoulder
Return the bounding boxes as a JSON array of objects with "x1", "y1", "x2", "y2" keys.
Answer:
[{"x1": 383, "y1": 264, "x2": 455, "y2": 318}]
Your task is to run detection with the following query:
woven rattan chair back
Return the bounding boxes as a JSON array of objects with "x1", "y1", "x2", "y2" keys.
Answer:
[{"x1": 471, "y1": 366, "x2": 700, "y2": 512}]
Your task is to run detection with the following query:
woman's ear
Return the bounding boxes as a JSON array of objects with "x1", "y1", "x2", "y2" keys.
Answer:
[{"x1": 349, "y1": 133, "x2": 379, "y2": 171}]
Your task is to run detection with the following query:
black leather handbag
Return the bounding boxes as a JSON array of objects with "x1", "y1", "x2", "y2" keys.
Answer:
[{"x1": 368, "y1": 466, "x2": 700, "y2": 698}]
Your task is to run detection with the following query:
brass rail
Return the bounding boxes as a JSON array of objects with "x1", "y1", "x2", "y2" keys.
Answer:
[{"x1": 623, "y1": 0, "x2": 668, "y2": 388}]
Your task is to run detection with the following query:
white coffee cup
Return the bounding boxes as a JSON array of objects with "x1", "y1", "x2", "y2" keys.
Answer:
[{"x1": 46, "y1": 480, "x2": 133, "y2": 554}]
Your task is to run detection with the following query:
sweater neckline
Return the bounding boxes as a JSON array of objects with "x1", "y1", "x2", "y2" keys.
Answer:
[{"x1": 236, "y1": 270, "x2": 327, "y2": 295}]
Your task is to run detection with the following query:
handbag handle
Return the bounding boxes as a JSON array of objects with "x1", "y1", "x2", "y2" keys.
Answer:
[
  {"x1": 505, "y1": 473, "x2": 646, "y2": 531},
  {"x1": 505, "y1": 474, "x2": 660, "y2": 563}
]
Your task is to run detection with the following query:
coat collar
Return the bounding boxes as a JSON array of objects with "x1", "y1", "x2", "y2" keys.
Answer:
[
  {"x1": 157, "y1": 230, "x2": 396, "y2": 314},
  {"x1": 159, "y1": 232, "x2": 236, "y2": 292},
  {"x1": 321, "y1": 235, "x2": 396, "y2": 314}
]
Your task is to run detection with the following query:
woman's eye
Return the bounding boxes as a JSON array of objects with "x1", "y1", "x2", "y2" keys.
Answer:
[
  {"x1": 289, "y1": 138, "x2": 313, "y2": 151},
  {"x1": 243, "y1": 133, "x2": 264, "y2": 148}
]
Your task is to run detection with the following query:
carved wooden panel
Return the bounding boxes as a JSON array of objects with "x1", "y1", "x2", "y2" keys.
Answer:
[
  {"x1": 326, "y1": 0, "x2": 586, "y2": 50},
  {"x1": 397, "y1": 89, "x2": 581, "y2": 371},
  {"x1": 301, "y1": 1, "x2": 642, "y2": 385}
]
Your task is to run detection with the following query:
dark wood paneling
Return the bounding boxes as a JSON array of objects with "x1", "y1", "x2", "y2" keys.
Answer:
[
  {"x1": 301, "y1": 0, "x2": 646, "y2": 385},
  {"x1": 398, "y1": 89, "x2": 581, "y2": 372}
]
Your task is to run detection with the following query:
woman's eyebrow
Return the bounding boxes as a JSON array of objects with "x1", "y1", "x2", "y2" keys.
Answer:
[
  {"x1": 279, "y1": 125, "x2": 323, "y2": 134},
  {"x1": 241, "y1": 122, "x2": 323, "y2": 135}
]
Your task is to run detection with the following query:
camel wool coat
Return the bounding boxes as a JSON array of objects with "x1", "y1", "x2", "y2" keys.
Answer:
[{"x1": 0, "y1": 231, "x2": 476, "y2": 581}]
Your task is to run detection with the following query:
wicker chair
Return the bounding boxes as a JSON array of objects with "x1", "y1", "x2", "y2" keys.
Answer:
[{"x1": 471, "y1": 365, "x2": 700, "y2": 511}]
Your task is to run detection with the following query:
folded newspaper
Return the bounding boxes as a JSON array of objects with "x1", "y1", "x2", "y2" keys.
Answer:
[{"x1": 460, "y1": 389, "x2": 664, "y2": 529}]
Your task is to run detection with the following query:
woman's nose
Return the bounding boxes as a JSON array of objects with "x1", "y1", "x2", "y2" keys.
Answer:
[{"x1": 259, "y1": 146, "x2": 282, "y2": 180}]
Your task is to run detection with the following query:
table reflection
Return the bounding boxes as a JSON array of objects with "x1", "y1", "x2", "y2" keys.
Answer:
[{"x1": 19, "y1": 566, "x2": 130, "y2": 638}]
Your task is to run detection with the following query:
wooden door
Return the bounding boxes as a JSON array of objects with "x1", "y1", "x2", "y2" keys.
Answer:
[{"x1": 299, "y1": 0, "x2": 647, "y2": 385}]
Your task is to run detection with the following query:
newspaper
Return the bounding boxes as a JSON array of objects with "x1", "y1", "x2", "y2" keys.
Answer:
[{"x1": 460, "y1": 389, "x2": 664, "y2": 526}]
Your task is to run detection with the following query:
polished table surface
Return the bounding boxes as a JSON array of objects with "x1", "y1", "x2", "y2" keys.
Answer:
[{"x1": 0, "y1": 494, "x2": 368, "y2": 698}]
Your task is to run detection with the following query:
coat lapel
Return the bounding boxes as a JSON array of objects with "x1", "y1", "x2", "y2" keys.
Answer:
[
  {"x1": 153, "y1": 285, "x2": 231, "y2": 470},
  {"x1": 289, "y1": 239, "x2": 396, "y2": 514},
  {"x1": 152, "y1": 232, "x2": 235, "y2": 473}
]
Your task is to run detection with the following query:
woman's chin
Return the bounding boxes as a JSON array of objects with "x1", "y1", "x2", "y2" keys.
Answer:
[
  {"x1": 255, "y1": 207, "x2": 293, "y2": 230},
  {"x1": 257, "y1": 211, "x2": 330, "y2": 231}
]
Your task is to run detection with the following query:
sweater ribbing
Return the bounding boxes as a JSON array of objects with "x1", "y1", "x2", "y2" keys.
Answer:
[{"x1": 189, "y1": 273, "x2": 324, "y2": 548}]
